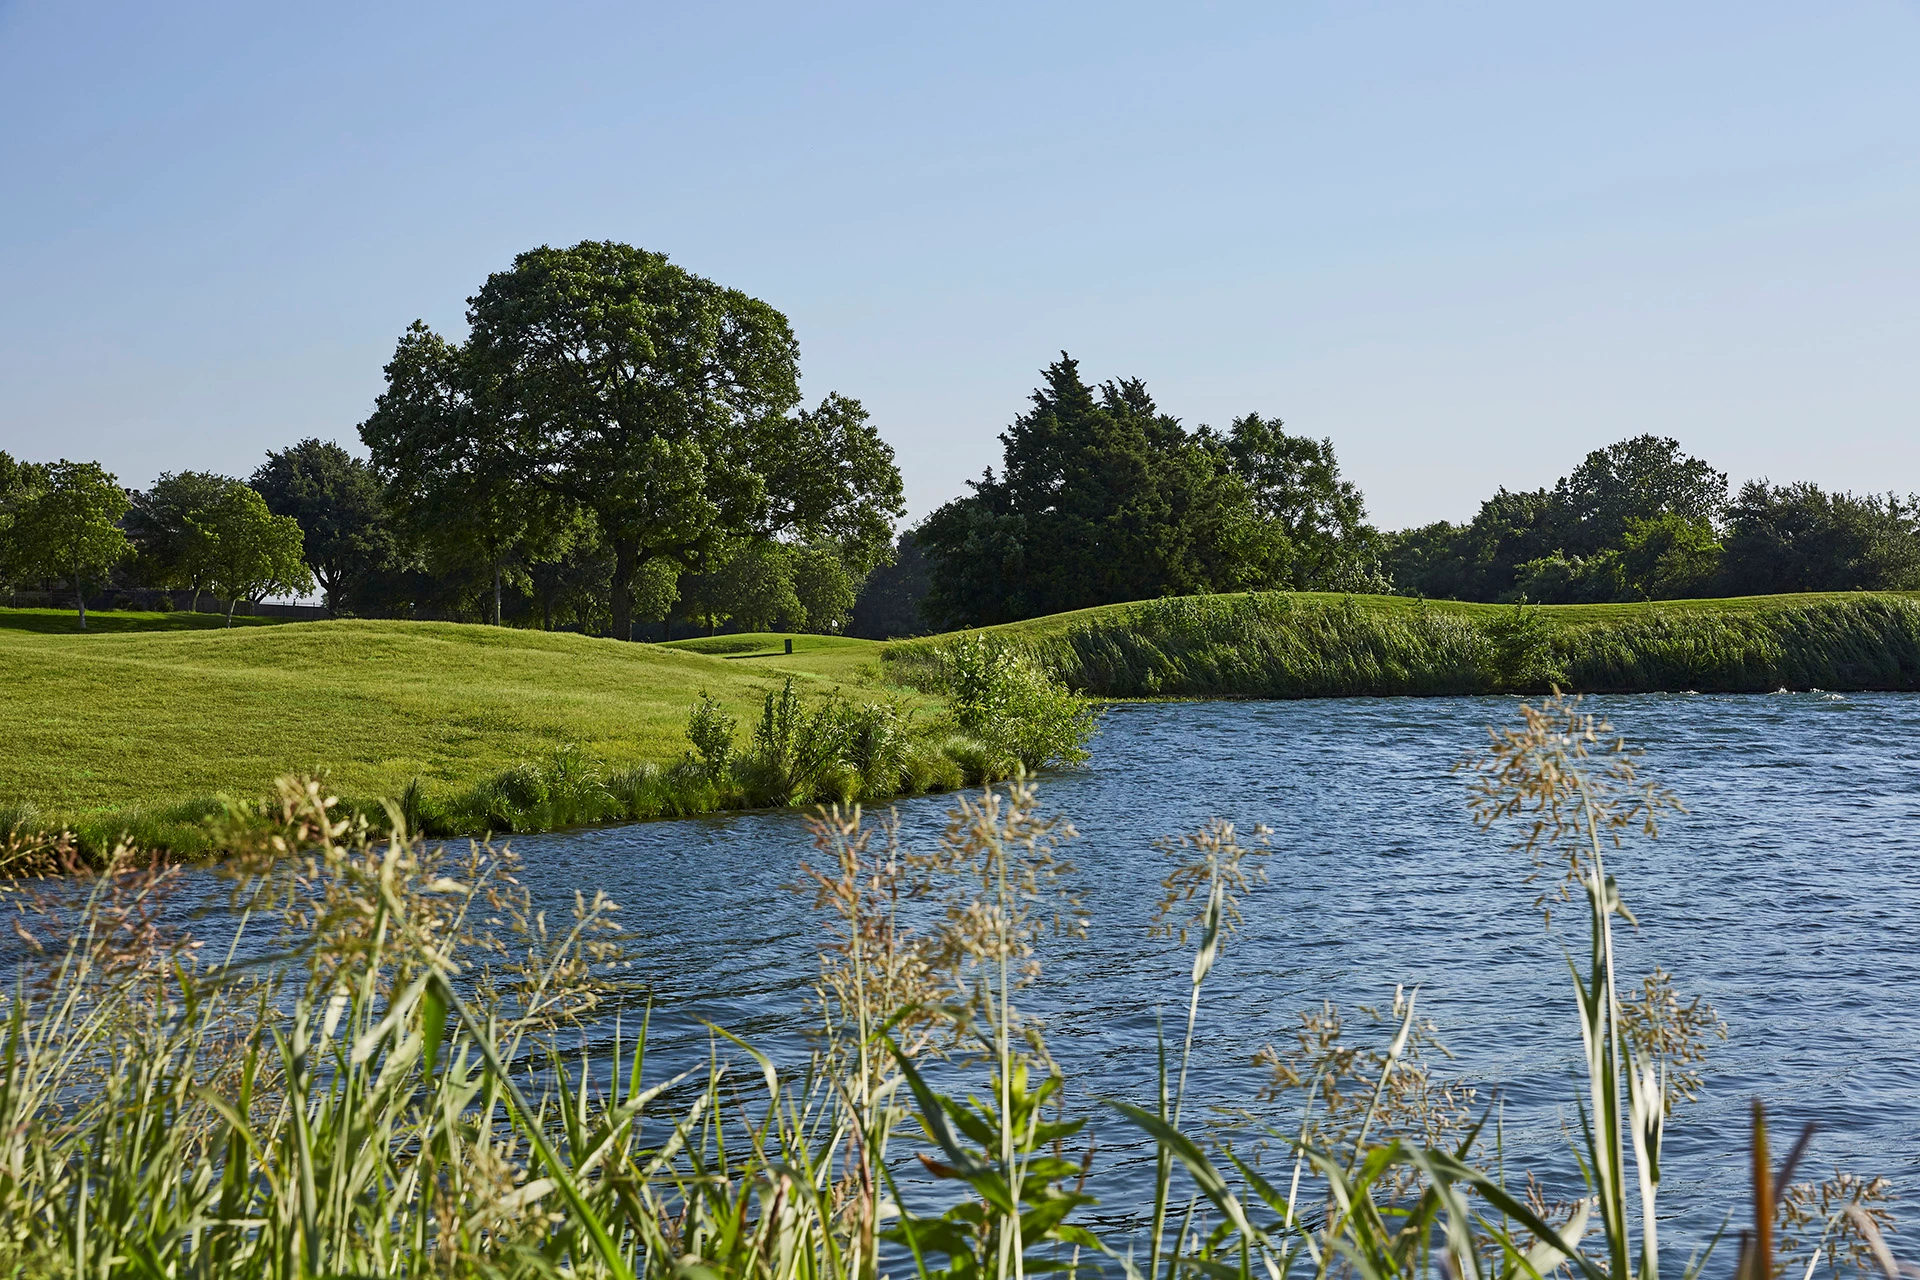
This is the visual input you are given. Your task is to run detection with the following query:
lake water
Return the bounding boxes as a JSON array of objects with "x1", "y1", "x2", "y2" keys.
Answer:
[{"x1": 504, "y1": 691, "x2": 1920, "y2": 1249}]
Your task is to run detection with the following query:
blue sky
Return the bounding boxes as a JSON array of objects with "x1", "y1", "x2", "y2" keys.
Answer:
[{"x1": 2, "y1": 1, "x2": 1916, "y2": 529}]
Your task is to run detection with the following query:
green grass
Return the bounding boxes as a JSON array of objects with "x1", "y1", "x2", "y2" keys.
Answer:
[
  {"x1": 0, "y1": 615, "x2": 919, "y2": 843},
  {"x1": 0, "y1": 606, "x2": 289, "y2": 634},
  {"x1": 658, "y1": 631, "x2": 884, "y2": 682},
  {"x1": 888, "y1": 589, "x2": 1920, "y2": 698}
]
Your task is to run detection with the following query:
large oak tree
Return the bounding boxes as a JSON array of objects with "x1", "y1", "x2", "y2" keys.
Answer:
[{"x1": 364, "y1": 242, "x2": 902, "y2": 638}]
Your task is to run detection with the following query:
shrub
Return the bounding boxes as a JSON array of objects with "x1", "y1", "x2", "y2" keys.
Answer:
[
  {"x1": 940, "y1": 635, "x2": 1099, "y2": 770},
  {"x1": 685, "y1": 691, "x2": 738, "y2": 777},
  {"x1": 1482, "y1": 601, "x2": 1564, "y2": 690},
  {"x1": 737, "y1": 678, "x2": 856, "y2": 805}
]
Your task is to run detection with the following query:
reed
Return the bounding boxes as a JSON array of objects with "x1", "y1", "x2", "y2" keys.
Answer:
[
  {"x1": 886, "y1": 592, "x2": 1920, "y2": 699},
  {"x1": 0, "y1": 701, "x2": 1903, "y2": 1279}
]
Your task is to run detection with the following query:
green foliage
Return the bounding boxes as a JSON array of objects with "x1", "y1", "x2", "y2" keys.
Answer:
[
  {"x1": 740, "y1": 677, "x2": 855, "y2": 804},
  {"x1": 357, "y1": 243, "x2": 903, "y2": 639},
  {"x1": 0, "y1": 451, "x2": 47, "y2": 594},
  {"x1": 6, "y1": 459, "x2": 133, "y2": 628},
  {"x1": 849, "y1": 530, "x2": 933, "y2": 638},
  {"x1": 760, "y1": 390, "x2": 907, "y2": 579},
  {"x1": 684, "y1": 691, "x2": 738, "y2": 777},
  {"x1": 1721, "y1": 480, "x2": 1920, "y2": 593},
  {"x1": 1386, "y1": 435, "x2": 1920, "y2": 605},
  {"x1": 1222, "y1": 410, "x2": 1387, "y2": 591},
  {"x1": 897, "y1": 590, "x2": 1920, "y2": 699},
  {"x1": 359, "y1": 319, "x2": 540, "y2": 626},
  {"x1": 937, "y1": 636, "x2": 1099, "y2": 771},
  {"x1": 458, "y1": 241, "x2": 800, "y2": 641},
  {"x1": 1621, "y1": 511, "x2": 1723, "y2": 598},
  {"x1": 1482, "y1": 602, "x2": 1564, "y2": 690},
  {"x1": 1552, "y1": 433, "x2": 1729, "y2": 555},
  {"x1": 187, "y1": 480, "x2": 314, "y2": 625},
  {"x1": 249, "y1": 438, "x2": 393, "y2": 614},
  {"x1": 917, "y1": 355, "x2": 1376, "y2": 627},
  {"x1": 124, "y1": 469, "x2": 231, "y2": 604},
  {"x1": 790, "y1": 543, "x2": 861, "y2": 632}
]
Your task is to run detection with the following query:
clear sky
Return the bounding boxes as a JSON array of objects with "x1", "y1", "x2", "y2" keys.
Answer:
[{"x1": 2, "y1": 1, "x2": 1916, "y2": 530}]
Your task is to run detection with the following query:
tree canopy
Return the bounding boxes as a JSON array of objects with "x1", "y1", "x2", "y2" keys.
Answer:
[
  {"x1": 361, "y1": 241, "x2": 903, "y2": 638},
  {"x1": 251, "y1": 439, "x2": 393, "y2": 615},
  {"x1": 7, "y1": 460, "x2": 132, "y2": 629},
  {"x1": 1385, "y1": 436, "x2": 1919, "y2": 602},
  {"x1": 916, "y1": 355, "x2": 1376, "y2": 628},
  {"x1": 188, "y1": 481, "x2": 315, "y2": 625}
]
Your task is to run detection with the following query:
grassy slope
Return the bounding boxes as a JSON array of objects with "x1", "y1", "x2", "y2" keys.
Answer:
[{"x1": 0, "y1": 615, "x2": 899, "y2": 819}]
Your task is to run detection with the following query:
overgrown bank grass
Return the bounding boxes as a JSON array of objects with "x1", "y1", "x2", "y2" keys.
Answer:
[
  {"x1": 0, "y1": 701, "x2": 1900, "y2": 1279},
  {"x1": 887, "y1": 590, "x2": 1920, "y2": 698}
]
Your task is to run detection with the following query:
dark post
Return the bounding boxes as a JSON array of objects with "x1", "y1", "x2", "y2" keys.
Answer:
[{"x1": 784, "y1": 638, "x2": 794, "y2": 654}]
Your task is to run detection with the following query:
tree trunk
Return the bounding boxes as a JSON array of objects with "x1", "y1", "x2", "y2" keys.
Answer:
[
  {"x1": 610, "y1": 538, "x2": 637, "y2": 641},
  {"x1": 74, "y1": 557, "x2": 86, "y2": 631},
  {"x1": 226, "y1": 598, "x2": 236, "y2": 628},
  {"x1": 492, "y1": 562, "x2": 503, "y2": 627}
]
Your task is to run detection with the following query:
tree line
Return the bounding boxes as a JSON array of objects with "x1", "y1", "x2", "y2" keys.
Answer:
[
  {"x1": 0, "y1": 242, "x2": 907, "y2": 636},
  {"x1": 1386, "y1": 434, "x2": 1920, "y2": 602},
  {"x1": 4, "y1": 254, "x2": 1913, "y2": 633}
]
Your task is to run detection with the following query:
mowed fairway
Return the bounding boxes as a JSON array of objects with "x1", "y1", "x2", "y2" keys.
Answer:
[{"x1": 0, "y1": 614, "x2": 897, "y2": 818}]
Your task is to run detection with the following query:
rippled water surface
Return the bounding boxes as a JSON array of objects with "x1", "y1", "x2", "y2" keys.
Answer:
[{"x1": 511, "y1": 692, "x2": 1920, "y2": 1245}]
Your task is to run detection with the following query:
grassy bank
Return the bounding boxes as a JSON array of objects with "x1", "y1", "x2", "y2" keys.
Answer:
[
  {"x1": 13, "y1": 589, "x2": 1920, "y2": 852},
  {"x1": 0, "y1": 615, "x2": 921, "y2": 852},
  {"x1": 0, "y1": 613, "x2": 1102, "y2": 856},
  {"x1": 886, "y1": 589, "x2": 1920, "y2": 697}
]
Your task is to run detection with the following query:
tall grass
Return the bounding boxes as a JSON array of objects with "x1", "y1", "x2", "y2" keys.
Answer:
[
  {"x1": 887, "y1": 592, "x2": 1920, "y2": 698},
  {"x1": 0, "y1": 701, "x2": 1904, "y2": 1279}
]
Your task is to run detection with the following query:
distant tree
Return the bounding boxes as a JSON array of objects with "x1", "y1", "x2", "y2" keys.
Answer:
[
  {"x1": 758, "y1": 393, "x2": 906, "y2": 580},
  {"x1": 8, "y1": 460, "x2": 132, "y2": 629},
  {"x1": 461, "y1": 242, "x2": 803, "y2": 641},
  {"x1": 518, "y1": 507, "x2": 610, "y2": 632},
  {"x1": 0, "y1": 452, "x2": 49, "y2": 602},
  {"x1": 1619, "y1": 512, "x2": 1722, "y2": 599},
  {"x1": 126, "y1": 470, "x2": 232, "y2": 610},
  {"x1": 790, "y1": 544, "x2": 860, "y2": 633},
  {"x1": 1719, "y1": 481, "x2": 1920, "y2": 594},
  {"x1": 628, "y1": 556, "x2": 681, "y2": 638},
  {"x1": 680, "y1": 540, "x2": 801, "y2": 634},
  {"x1": 848, "y1": 531, "x2": 932, "y2": 639},
  {"x1": 360, "y1": 322, "x2": 538, "y2": 626},
  {"x1": 1552, "y1": 435, "x2": 1727, "y2": 556},
  {"x1": 1217, "y1": 412, "x2": 1382, "y2": 589},
  {"x1": 918, "y1": 355, "x2": 1290, "y2": 628},
  {"x1": 251, "y1": 439, "x2": 394, "y2": 616},
  {"x1": 189, "y1": 482, "x2": 314, "y2": 626}
]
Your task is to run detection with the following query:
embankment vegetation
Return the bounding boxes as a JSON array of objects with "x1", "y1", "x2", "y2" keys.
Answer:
[
  {"x1": 0, "y1": 699, "x2": 1899, "y2": 1278},
  {"x1": 0, "y1": 615, "x2": 1095, "y2": 857},
  {"x1": 889, "y1": 589, "x2": 1920, "y2": 698}
]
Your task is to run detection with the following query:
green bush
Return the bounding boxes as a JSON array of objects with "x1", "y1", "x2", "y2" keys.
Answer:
[
  {"x1": 684, "y1": 691, "x2": 738, "y2": 778},
  {"x1": 939, "y1": 635, "x2": 1100, "y2": 770},
  {"x1": 737, "y1": 678, "x2": 856, "y2": 805}
]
